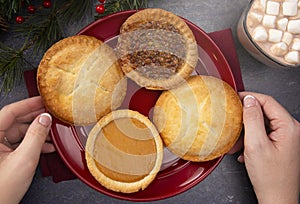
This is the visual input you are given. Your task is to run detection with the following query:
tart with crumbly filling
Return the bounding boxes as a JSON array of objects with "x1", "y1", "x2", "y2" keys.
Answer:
[
  {"x1": 85, "y1": 109, "x2": 163, "y2": 193},
  {"x1": 117, "y1": 8, "x2": 198, "y2": 90}
]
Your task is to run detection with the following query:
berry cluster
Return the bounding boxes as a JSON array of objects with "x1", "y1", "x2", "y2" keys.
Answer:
[{"x1": 15, "y1": 0, "x2": 52, "y2": 23}]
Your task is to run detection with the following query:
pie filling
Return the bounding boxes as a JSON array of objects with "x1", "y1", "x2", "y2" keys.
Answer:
[
  {"x1": 93, "y1": 117, "x2": 157, "y2": 182},
  {"x1": 118, "y1": 21, "x2": 188, "y2": 79},
  {"x1": 121, "y1": 50, "x2": 184, "y2": 79}
]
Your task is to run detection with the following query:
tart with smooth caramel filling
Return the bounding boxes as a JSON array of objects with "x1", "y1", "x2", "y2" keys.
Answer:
[
  {"x1": 117, "y1": 8, "x2": 198, "y2": 90},
  {"x1": 85, "y1": 109, "x2": 163, "y2": 193}
]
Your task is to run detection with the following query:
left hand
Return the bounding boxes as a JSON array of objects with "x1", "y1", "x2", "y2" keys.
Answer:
[{"x1": 0, "y1": 96, "x2": 55, "y2": 204}]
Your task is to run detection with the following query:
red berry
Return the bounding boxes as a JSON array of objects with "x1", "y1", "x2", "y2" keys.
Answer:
[
  {"x1": 98, "y1": 0, "x2": 105, "y2": 3},
  {"x1": 96, "y1": 4, "x2": 105, "y2": 14},
  {"x1": 43, "y1": 0, "x2": 51, "y2": 8},
  {"x1": 27, "y1": 5, "x2": 36, "y2": 14},
  {"x1": 16, "y1": 16, "x2": 25, "y2": 23}
]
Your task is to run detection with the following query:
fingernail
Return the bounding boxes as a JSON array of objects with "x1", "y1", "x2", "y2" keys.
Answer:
[
  {"x1": 243, "y1": 95, "x2": 256, "y2": 108},
  {"x1": 39, "y1": 113, "x2": 52, "y2": 127}
]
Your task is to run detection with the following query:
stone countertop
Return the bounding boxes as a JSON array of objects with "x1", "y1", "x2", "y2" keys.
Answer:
[{"x1": 1, "y1": 0, "x2": 299, "y2": 203}]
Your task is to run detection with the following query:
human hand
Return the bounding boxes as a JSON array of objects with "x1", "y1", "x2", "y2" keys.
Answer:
[
  {"x1": 0, "y1": 96, "x2": 55, "y2": 204},
  {"x1": 236, "y1": 92, "x2": 300, "y2": 204}
]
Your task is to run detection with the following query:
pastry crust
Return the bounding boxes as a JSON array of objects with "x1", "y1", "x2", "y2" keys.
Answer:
[
  {"x1": 117, "y1": 8, "x2": 198, "y2": 90},
  {"x1": 153, "y1": 75, "x2": 243, "y2": 162},
  {"x1": 85, "y1": 109, "x2": 163, "y2": 193},
  {"x1": 37, "y1": 35, "x2": 127, "y2": 125}
]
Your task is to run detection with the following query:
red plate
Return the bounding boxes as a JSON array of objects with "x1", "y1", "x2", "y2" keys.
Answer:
[{"x1": 51, "y1": 10, "x2": 236, "y2": 202}]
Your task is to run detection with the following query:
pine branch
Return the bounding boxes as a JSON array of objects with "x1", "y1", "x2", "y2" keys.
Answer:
[
  {"x1": 0, "y1": 0, "x2": 149, "y2": 94},
  {"x1": 13, "y1": 3, "x2": 64, "y2": 53},
  {"x1": 0, "y1": 41, "x2": 29, "y2": 94},
  {"x1": 0, "y1": 0, "x2": 30, "y2": 20}
]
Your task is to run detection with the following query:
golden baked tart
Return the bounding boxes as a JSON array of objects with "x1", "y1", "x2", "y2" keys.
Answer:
[
  {"x1": 85, "y1": 109, "x2": 163, "y2": 193},
  {"x1": 37, "y1": 35, "x2": 127, "y2": 125},
  {"x1": 116, "y1": 8, "x2": 198, "y2": 90},
  {"x1": 153, "y1": 75, "x2": 243, "y2": 162}
]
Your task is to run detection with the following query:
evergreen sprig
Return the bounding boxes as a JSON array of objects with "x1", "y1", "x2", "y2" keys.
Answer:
[
  {"x1": 0, "y1": 0, "x2": 30, "y2": 20},
  {"x1": 0, "y1": 0, "x2": 148, "y2": 94},
  {"x1": 0, "y1": 41, "x2": 31, "y2": 94},
  {"x1": 13, "y1": 5, "x2": 64, "y2": 53}
]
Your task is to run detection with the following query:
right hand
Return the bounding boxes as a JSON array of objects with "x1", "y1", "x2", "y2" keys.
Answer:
[{"x1": 239, "y1": 92, "x2": 300, "y2": 204}]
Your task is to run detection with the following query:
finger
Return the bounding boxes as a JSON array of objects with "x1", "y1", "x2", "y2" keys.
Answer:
[
  {"x1": 4, "y1": 123, "x2": 30, "y2": 143},
  {"x1": 0, "y1": 143, "x2": 13, "y2": 153},
  {"x1": 239, "y1": 92, "x2": 292, "y2": 123},
  {"x1": 0, "y1": 136, "x2": 13, "y2": 149},
  {"x1": 242, "y1": 95, "x2": 270, "y2": 148},
  {"x1": 16, "y1": 108, "x2": 45, "y2": 123},
  {"x1": 0, "y1": 96, "x2": 44, "y2": 131},
  {"x1": 14, "y1": 113, "x2": 52, "y2": 164},
  {"x1": 4, "y1": 123, "x2": 52, "y2": 145}
]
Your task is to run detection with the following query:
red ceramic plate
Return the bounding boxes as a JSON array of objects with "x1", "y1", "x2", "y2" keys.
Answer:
[{"x1": 50, "y1": 10, "x2": 237, "y2": 202}]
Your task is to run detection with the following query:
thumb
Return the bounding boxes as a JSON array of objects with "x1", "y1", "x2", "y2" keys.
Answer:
[
  {"x1": 242, "y1": 95, "x2": 269, "y2": 148},
  {"x1": 15, "y1": 113, "x2": 52, "y2": 163}
]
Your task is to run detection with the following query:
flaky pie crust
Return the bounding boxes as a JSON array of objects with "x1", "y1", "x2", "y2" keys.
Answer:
[
  {"x1": 153, "y1": 75, "x2": 243, "y2": 162},
  {"x1": 37, "y1": 35, "x2": 127, "y2": 125}
]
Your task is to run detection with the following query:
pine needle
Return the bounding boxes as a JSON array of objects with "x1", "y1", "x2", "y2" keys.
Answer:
[
  {"x1": 0, "y1": 15, "x2": 8, "y2": 31},
  {"x1": 0, "y1": 0, "x2": 30, "y2": 20},
  {"x1": 12, "y1": 4, "x2": 64, "y2": 53},
  {"x1": 59, "y1": 0, "x2": 94, "y2": 23},
  {"x1": 0, "y1": 42, "x2": 27, "y2": 94}
]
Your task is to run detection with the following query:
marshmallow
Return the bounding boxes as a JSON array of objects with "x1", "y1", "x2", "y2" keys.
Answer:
[
  {"x1": 260, "y1": 0, "x2": 267, "y2": 7},
  {"x1": 268, "y1": 29, "x2": 283, "y2": 42},
  {"x1": 283, "y1": 2, "x2": 298, "y2": 16},
  {"x1": 285, "y1": 0, "x2": 298, "y2": 2},
  {"x1": 282, "y1": 32, "x2": 293, "y2": 45},
  {"x1": 253, "y1": 26, "x2": 268, "y2": 42},
  {"x1": 253, "y1": 0, "x2": 267, "y2": 12},
  {"x1": 292, "y1": 38, "x2": 300, "y2": 50},
  {"x1": 284, "y1": 51, "x2": 300, "y2": 63},
  {"x1": 277, "y1": 18, "x2": 289, "y2": 31},
  {"x1": 262, "y1": 15, "x2": 277, "y2": 28},
  {"x1": 270, "y1": 42, "x2": 288, "y2": 56},
  {"x1": 247, "y1": 12, "x2": 263, "y2": 27},
  {"x1": 289, "y1": 12, "x2": 300, "y2": 20},
  {"x1": 284, "y1": 0, "x2": 298, "y2": 3},
  {"x1": 287, "y1": 19, "x2": 300, "y2": 34},
  {"x1": 266, "y1": 1, "x2": 280, "y2": 15}
]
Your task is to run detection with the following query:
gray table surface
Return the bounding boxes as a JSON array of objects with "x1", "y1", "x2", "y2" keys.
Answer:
[{"x1": 1, "y1": 0, "x2": 300, "y2": 203}]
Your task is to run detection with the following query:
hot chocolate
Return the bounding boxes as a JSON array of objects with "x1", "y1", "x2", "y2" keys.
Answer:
[{"x1": 238, "y1": 0, "x2": 300, "y2": 68}]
